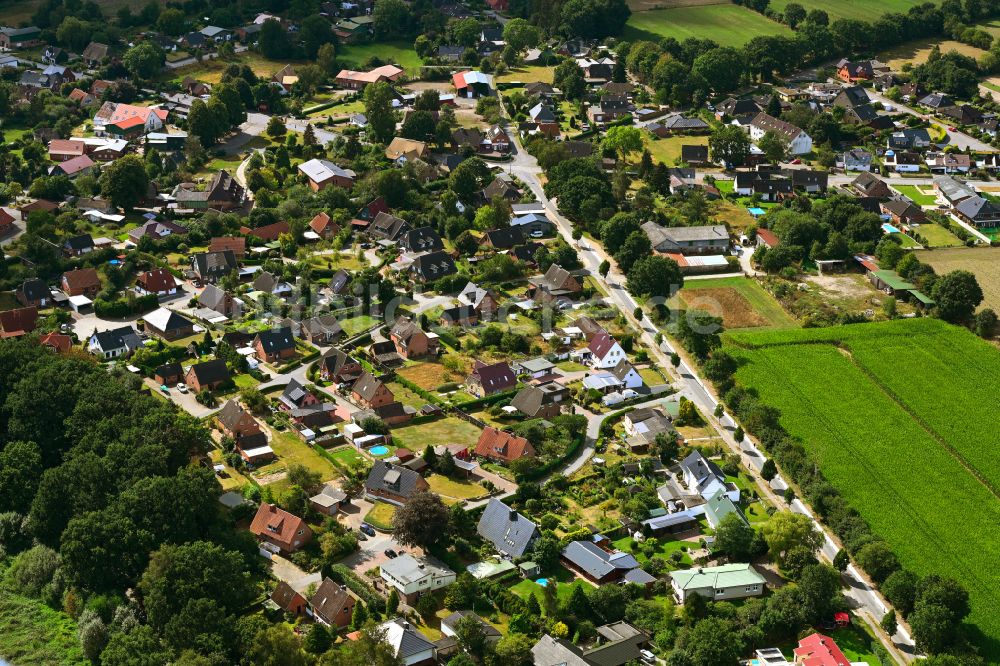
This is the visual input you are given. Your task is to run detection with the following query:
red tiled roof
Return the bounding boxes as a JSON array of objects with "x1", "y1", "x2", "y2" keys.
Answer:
[
  {"x1": 587, "y1": 331, "x2": 619, "y2": 359},
  {"x1": 0, "y1": 306, "x2": 38, "y2": 334},
  {"x1": 209, "y1": 236, "x2": 246, "y2": 254},
  {"x1": 474, "y1": 426, "x2": 536, "y2": 463},
  {"x1": 241, "y1": 221, "x2": 290, "y2": 241},
  {"x1": 39, "y1": 332, "x2": 72, "y2": 352},
  {"x1": 62, "y1": 267, "x2": 101, "y2": 291},
  {"x1": 309, "y1": 211, "x2": 338, "y2": 234},
  {"x1": 795, "y1": 633, "x2": 850, "y2": 666},
  {"x1": 756, "y1": 229, "x2": 779, "y2": 247},
  {"x1": 249, "y1": 503, "x2": 308, "y2": 549},
  {"x1": 49, "y1": 139, "x2": 86, "y2": 156},
  {"x1": 137, "y1": 268, "x2": 177, "y2": 293}
]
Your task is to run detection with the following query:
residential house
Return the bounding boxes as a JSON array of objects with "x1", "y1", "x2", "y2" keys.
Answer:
[
  {"x1": 510, "y1": 212, "x2": 553, "y2": 236},
  {"x1": 842, "y1": 149, "x2": 873, "y2": 172},
  {"x1": 334, "y1": 64, "x2": 404, "y2": 90},
  {"x1": 390, "y1": 318, "x2": 439, "y2": 359},
  {"x1": 795, "y1": 633, "x2": 852, "y2": 666},
  {"x1": 610, "y1": 359, "x2": 643, "y2": 390},
  {"x1": 191, "y1": 250, "x2": 238, "y2": 284},
  {"x1": 378, "y1": 619, "x2": 438, "y2": 666},
  {"x1": 851, "y1": 172, "x2": 891, "y2": 198},
  {"x1": 587, "y1": 95, "x2": 630, "y2": 126},
  {"x1": 301, "y1": 315, "x2": 343, "y2": 345},
  {"x1": 368, "y1": 212, "x2": 410, "y2": 242},
  {"x1": 50, "y1": 155, "x2": 95, "y2": 178},
  {"x1": 173, "y1": 170, "x2": 247, "y2": 210},
  {"x1": 385, "y1": 137, "x2": 429, "y2": 164},
  {"x1": 299, "y1": 159, "x2": 357, "y2": 190},
  {"x1": 93, "y1": 102, "x2": 167, "y2": 137},
  {"x1": 888, "y1": 128, "x2": 932, "y2": 151},
  {"x1": 87, "y1": 326, "x2": 141, "y2": 359},
  {"x1": 918, "y1": 92, "x2": 953, "y2": 109},
  {"x1": 309, "y1": 578, "x2": 356, "y2": 627},
  {"x1": 531, "y1": 632, "x2": 646, "y2": 666},
  {"x1": 352, "y1": 372, "x2": 395, "y2": 409},
  {"x1": 832, "y1": 85, "x2": 870, "y2": 109},
  {"x1": 836, "y1": 58, "x2": 888, "y2": 82},
  {"x1": 884, "y1": 150, "x2": 922, "y2": 173},
  {"x1": 135, "y1": 269, "x2": 179, "y2": 297},
  {"x1": 270, "y1": 582, "x2": 308, "y2": 616},
  {"x1": 381, "y1": 554, "x2": 456, "y2": 604},
  {"x1": 254, "y1": 326, "x2": 296, "y2": 363},
  {"x1": 184, "y1": 358, "x2": 231, "y2": 392},
  {"x1": 400, "y1": 226, "x2": 444, "y2": 254},
  {"x1": 561, "y1": 539, "x2": 642, "y2": 584},
  {"x1": 670, "y1": 563, "x2": 766, "y2": 603},
  {"x1": 941, "y1": 104, "x2": 982, "y2": 125},
  {"x1": 643, "y1": 222, "x2": 729, "y2": 255},
  {"x1": 81, "y1": 41, "x2": 110, "y2": 66},
  {"x1": 466, "y1": 361, "x2": 517, "y2": 397},
  {"x1": 62, "y1": 233, "x2": 94, "y2": 258},
  {"x1": 209, "y1": 236, "x2": 246, "y2": 259},
  {"x1": 716, "y1": 97, "x2": 761, "y2": 118},
  {"x1": 309, "y1": 211, "x2": 340, "y2": 239},
  {"x1": 16, "y1": 278, "x2": 51, "y2": 308},
  {"x1": 62, "y1": 268, "x2": 101, "y2": 298},
  {"x1": 0, "y1": 307, "x2": 38, "y2": 338},
  {"x1": 39, "y1": 332, "x2": 72, "y2": 354},
  {"x1": 680, "y1": 450, "x2": 739, "y2": 502},
  {"x1": 143, "y1": 307, "x2": 194, "y2": 340},
  {"x1": 587, "y1": 332, "x2": 626, "y2": 370},
  {"x1": 510, "y1": 382, "x2": 569, "y2": 419},
  {"x1": 410, "y1": 250, "x2": 458, "y2": 284},
  {"x1": 756, "y1": 228, "x2": 780, "y2": 249},
  {"x1": 955, "y1": 196, "x2": 1000, "y2": 228},
  {"x1": 216, "y1": 398, "x2": 267, "y2": 451},
  {"x1": 749, "y1": 113, "x2": 812, "y2": 155},
  {"x1": 934, "y1": 174, "x2": 977, "y2": 205},
  {"x1": 790, "y1": 169, "x2": 828, "y2": 193},
  {"x1": 320, "y1": 348, "x2": 363, "y2": 384},
  {"x1": 332, "y1": 15, "x2": 375, "y2": 43},
  {"x1": 453, "y1": 70, "x2": 494, "y2": 97},
  {"x1": 482, "y1": 174, "x2": 521, "y2": 203},
  {"x1": 474, "y1": 426, "x2": 536, "y2": 464},
  {"x1": 252, "y1": 271, "x2": 292, "y2": 295},
  {"x1": 457, "y1": 281, "x2": 499, "y2": 321},
  {"x1": 576, "y1": 57, "x2": 614, "y2": 82},
  {"x1": 48, "y1": 139, "x2": 86, "y2": 162},
  {"x1": 250, "y1": 503, "x2": 313, "y2": 554},
  {"x1": 310, "y1": 485, "x2": 349, "y2": 516},
  {"x1": 153, "y1": 362, "x2": 183, "y2": 385},
  {"x1": 477, "y1": 498, "x2": 541, "y2": 558},
  {"x1": 681, "y1": 145, "x2": 710, "y2": 165},
  {"x1": 0, "y1": 208, "x2": 14, "y2": 236},
  {"x1": 527, "y1": 264, "x2": 582, "y2": 299},
  {"x1": 128, "y1": 219, "x2": 187, "y2": 244},
  {"x1": 927, "y1": 152, "x2": 972, "y2": 174},
  {"x1": 365, "y1": 460, "x2": 430, "y2": 505},
  {"x1": 482, "y1": 226, "x2": 525, "y2": 250},
  {"x1": 198, "y1": 284, "x2": 241, "y2": 318}
]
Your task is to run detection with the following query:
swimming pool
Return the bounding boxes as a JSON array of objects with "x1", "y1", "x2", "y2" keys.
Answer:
[
  {"x1": 882, "y1": 223, "x2": 901, "y2": 234},
  {"x1": 369, "y1": 445, "x2": 389, "y2": 456},
  {"x1": 535, "y1": 578, "x2": 549, "y2": 587}
]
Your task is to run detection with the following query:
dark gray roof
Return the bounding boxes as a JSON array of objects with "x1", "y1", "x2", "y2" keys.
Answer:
[
  {"x1": 256, "y1": 326, "x2": 295, "y2": 354},
  {"x1": 401, "y1": 226, "x2": 443, "y2": 253},
  {"x1": 680, "y1": 450, "x2": 725, "y2": 490},
  {"x1": 64, "y1": 234, "x2": 94, "y2": 251},
  {"x1": 413, "y1": 251, "x2": 457, "y2": 281},
  {"x1": 91, "y1": 325, "x2": 140, "y2": 352},
  {"x1": 384, "y1": 619, "x2": 437, "y2": 658},
  {"x1": 476, "y1": 498, "x2": 540, "y2": 558},
  {"x1": 366, "y1": 461, "x2": 424, "y2": 499},
  {"x1": 188, "y1": 358, "x2": 230, "y2": 384},
  {"x1": 192, "y1": 250, "x2": 237, "y2": 278},
  {"x1": 561, "y1": 540, "x2": 640, "y2": 579},
  {"x1": 280, "y1": 378, "x2": 312, "y2": 409},
  {"x1": 19, "y1": 278, "x2": 49, "y2": 302}
]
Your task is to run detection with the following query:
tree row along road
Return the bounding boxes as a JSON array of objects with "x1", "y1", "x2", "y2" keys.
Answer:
[{"x1": 501, "y1": 113, "x2": 917, "y2": 661}]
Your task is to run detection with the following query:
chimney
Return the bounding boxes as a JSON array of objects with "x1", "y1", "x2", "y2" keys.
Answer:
[{"x1": 509, "y1": 509, "x2": 518, "y2": 521}]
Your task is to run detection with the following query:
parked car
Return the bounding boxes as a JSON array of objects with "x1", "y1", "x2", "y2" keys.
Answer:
[
  {"x1": 360, "y1": 523, "x2": 376, "y2": 536},
  {"x1": 530, "y1": 230, "x2": 544, "y2": 238},
  {"x1": 384, "y1": 548, "x2": 397, "y2": 558},
  {"x1": 176, "y1": 383, "x2": 189, "y2": 393},
  {"x1": 640, "y1": 649, "x2": 655, "y2": 664}
]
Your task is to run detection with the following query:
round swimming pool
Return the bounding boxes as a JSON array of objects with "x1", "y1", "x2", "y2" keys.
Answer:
[{"x1": 369, "y1": 445, "x2": 389, "y2": 456}]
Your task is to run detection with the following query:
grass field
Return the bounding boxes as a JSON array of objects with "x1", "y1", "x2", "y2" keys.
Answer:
[
  {"x1": 770, "y1": 0, "x2": 929, "y2": 22},
  {"x1": 0, "y1": 591, "x2": 88, "y2": 665},
  {"x1": 168, "y1": 52, "x2": 297, "y2": 85},
  {"x1": 880, "y1": 38, "x2": 986, "y2": 69},
  {"x1": 337, "y1": 42, "x2": 424, "y2": 76},
  {"x1": 911, "y1": 222, "x2": 963, "y2": 248},
  {"x1": 922, "y1": 247, "x2": 1000, "y2": 311},
  {"x1": 257, "y1": 429, "x2": 340, "y2": 481},
  {"x1": 389, "y1": 417, "x2": 483, "y2": 451},
  {"x1": 398, "y1": 361, "x2": 466, "y2": 390},
  {"x1": 497, "y1": 66, "x2": 556, "y2": 84},
  {"x1": 340, "y1": 314, "x2": 380, "y2": 337},
  {"x1": 365, "y1": 501, "x2": 396, "y2": 530},
  {"x1": 623, "y1": 4, "x2": 791, "y2": 49},
  {"x1": 426, "y1": 473, "x2": 486, "y2": 503},
  {"x1": 672, "y1": 276, "x2": 797, "y2": 329},
  {"x1": 892, "y1": 184, "x2": 939, "y2": 206},
  {"x1": 727, "y1": 318, "x2": 1000, "y2": 659},
  {"x1": 611, "y1": 535, "x2": 694, "y2": 566},
  {"x1": 327, "y1": 445, "x2": 367, "y2": 471},
  {"x1": 644, "y1": 134, "x2": 709, "y2": 167}
]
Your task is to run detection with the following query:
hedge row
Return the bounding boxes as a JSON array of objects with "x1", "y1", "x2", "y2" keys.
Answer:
[
  {"x1": 94, "y1": 293, "x2": 159, "y2": 319},
  {"x1": 520, "y1": 432, "x2": 586, "y2": 482},
  {"x1": 327, "y1": 564, "x2": 385, "y2": 613}
]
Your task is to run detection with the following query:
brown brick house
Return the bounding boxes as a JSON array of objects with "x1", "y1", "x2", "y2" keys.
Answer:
[
  {"x1": 364, "y1": 460, "x2": 430, "y2": 505},
  {"x1": 309, "y1": 578, "x2": 357, "y2": 628},
  {"x1": 250, "y1": 503, "x2": 312, "y2": 554},
  {"x1": 62, "y1": 267, "x2": 101, "y2": 298},
  {"x1": 254, "y1": 326, "x2": 296, "y2": 363},
  {"x1": 389, "y1": 317, "x2": 439, "y2": 359},
  {"x1": 351, "y1": 372, "x2": 395, "y2": 409},
  {"x1": 320, "y1": 349, "x2": 363, "y2": 384},
  {"x1": 184, "y1": 359, "x2": 231, "y2": 392},
  {"x1": 271, "y1": 582, "x2": 308, "y2": 616},
  {"x1": 466, "y1": 361, "x2": 517, "y2": 397},
  {"x1": 0, "y1": 306, "x2": 38, "y2": 337}
]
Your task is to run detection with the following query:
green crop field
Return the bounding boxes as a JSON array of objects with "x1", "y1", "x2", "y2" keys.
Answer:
[
  {"x1": 726, "y1": 318, "x2": 1000, "y2": 659},
  {"x1": 769, "y1": 0, "x2": 932, "y2": 22},
  {"x1": 623, "y1": 4, "x2": 792, "y2": 48}
]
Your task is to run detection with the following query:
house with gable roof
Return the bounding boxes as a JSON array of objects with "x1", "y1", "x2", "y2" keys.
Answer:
[
  {"x1": 477, "y1": 498, "x2": 540, "y2": 558},
  {"x1": 365, "y1": 460, "x2": 430, "y2": 505},
  {"x1": 250, "y1": 503, "x2": 313, "y2": 553},
  {"x1": 586, "y1": 331, "x2": 626, "y2": 369},
  {"x1": 474, "y1": 427, "x2": 536, "y2": 465},
  {"x1": 669, "y1": 563, "x2": 766, "y2": 602},
  {"x1": 466, "y1": 360, "x2": 517, "y2": 397}
]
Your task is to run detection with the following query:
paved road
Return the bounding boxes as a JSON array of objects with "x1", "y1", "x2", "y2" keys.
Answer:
[
  {"x1": 865, "y1": 88, "x2": 994, "y2": 152},
  {"x1": 503, "y1": 115, "x2": 917, "y2": 661}
]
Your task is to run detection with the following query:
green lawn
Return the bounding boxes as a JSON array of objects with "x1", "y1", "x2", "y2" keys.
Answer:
[
  {"x1": 426, "y1": 473, "x2": 486, "y2": 503},
  {"x1": 673, "y1": 276, "x2": 798, "y2": 330},
  {"x1": 556, "y1": 360, "x2": 589, "y2": 372},
  {"x1": 337, "y1": 41, "x2": 424, "y2": 76},
  {"x1": 340, "y1": 315, "x2": 380, "y2": 337},
  {"x1": 509, "y1": 574, "x2": 590, "y2": 611},
  {"x1": 389, "y1": 417, "x2": 484, "y2": 451},
  {"x1": 893, "y1": 184, "x2": 939, "y2": 206},
  {"x1": 611, "y1": 535, "x2": 694, "y2": 566},
  {"x1": 644, "y1": 134, "x2": 709, "y2": 167},
  {"x1": 770, "y1": 0, "x2": 931, "y2": 22},
  {"x1": 256, "y1": 428, "x2": 340, "y2": 481},
  {"x1": 913, "y1": 222, "x2": 963, "y2": 248},
  {"x1": 638, "y1": 367, "x2": 666, "y2": 386},
  {"x1": 497, "y1": 66, "x2": 556, "y2": 84},
  {"x1": 233, "y1": 373, "x2": 260, "y2": 390},
  {"x1": 890, "y1": 232, "x2": 919, "y2": 248},
  {"x1": 328, "y1": 445, "x2": 367, "y2": 471},
  {"x1": 624, "y1": 4, "x2": 792, "y2": 48},
  {"x1": 365, "y1": 501, "x2": 396, "y2": 530},
  {"x1": 0, "y1": 591, "x2": 88, "y2": 665}
]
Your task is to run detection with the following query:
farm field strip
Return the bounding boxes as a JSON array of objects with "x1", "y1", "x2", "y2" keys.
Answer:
[
  {"x1": 623, "y1": 4, "x2": 791, "y2": 48},
  {"x1": 769, "y1": 0, "x2": 931, "y2": 22},
  {"x1": 729, "y1": 320, "x2": 1000, "y2": 654}
]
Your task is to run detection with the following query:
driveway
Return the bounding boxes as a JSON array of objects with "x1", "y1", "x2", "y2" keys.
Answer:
[
  {"x1": 336, "y1": 497, "x2": 417, "y2": 576},
  {"x1": 270, "y1": 553, "x2": 322, "y2": 594},
  {"x1": 144, "y1": 378, "x2": 219, "y2": 418}
]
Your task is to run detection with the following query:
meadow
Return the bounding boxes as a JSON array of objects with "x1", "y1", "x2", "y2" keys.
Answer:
[
  {"x1": 922, "y1": 247, "x2": 1000, "y2": 311},
  {"x1": 769, "y1": 0, "x2": 932, "y2": 22},
  {"x1": 622, "y1": 4, "x2": 791, "y2": 48},
  {"x1": 727, "y1": 318, "x2": 1000, "y2": 659},
  {"x1": 670, "y1": 276, "x2": 798, "y2": 330}
]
